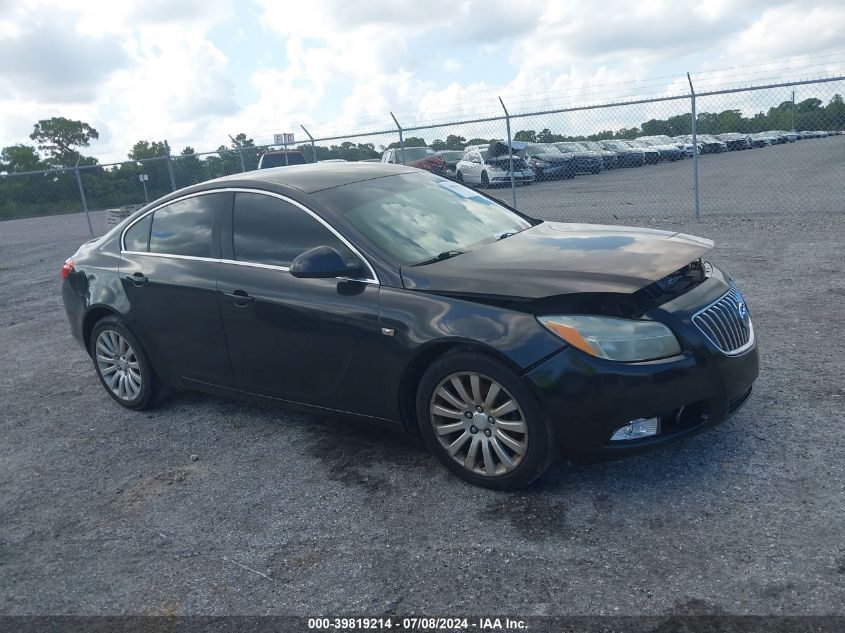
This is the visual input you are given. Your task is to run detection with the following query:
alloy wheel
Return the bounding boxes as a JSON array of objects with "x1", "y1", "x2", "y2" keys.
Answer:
[
  {"x1": 95, "y1": 329, "x2": 143, "y2": 401},
  {"x1": 429, "y1": 371, "x2": 528, "y2": 477}
]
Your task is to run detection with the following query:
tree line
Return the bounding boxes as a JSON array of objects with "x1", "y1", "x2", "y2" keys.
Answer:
[{"x1": 1, "y1": 94, "x2": 843, "y2": 220}]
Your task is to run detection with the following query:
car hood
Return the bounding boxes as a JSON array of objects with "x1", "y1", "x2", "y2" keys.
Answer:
[
  {"x1": 563, "y1": 151, "x2": 600, "y2": 159},
  {"x1": 528, "y1": 153, "x2": 572, "y2": 163},
  {"x1": 401, "y1": 222, "x2": 714, "y2": 299}
]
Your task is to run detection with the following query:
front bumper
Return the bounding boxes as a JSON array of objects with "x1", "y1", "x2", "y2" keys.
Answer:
[
  {"x1": 534, "y1": 163, "x2": 573, "y2": 179},
  {"x1": 524, "y1": 271, "x2": 759, "y2": 455}
]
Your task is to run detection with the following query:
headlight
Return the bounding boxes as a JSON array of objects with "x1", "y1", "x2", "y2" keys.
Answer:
[
  {"x1": 533, "y1": 159, "x2": 550, "y2": 167},
  {"x1": 537, "y1": 315, "x2": 682, "y2": 362}
]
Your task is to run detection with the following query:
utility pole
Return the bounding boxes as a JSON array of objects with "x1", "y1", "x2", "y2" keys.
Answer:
[
  {"x1": 229, "y1": 134, "x2": 246, "y2": 172},
  {"x1": 301, "y1": 125, "x2": 317, "y2": 163},
  {"x1": 687, "y1": 72, "x2": 700, "y2": 220},
  {"x1": 499, "y1": 97, "x2": 517, "y2": 209},
  {"x1": 390, "y1": 112, "x2": 406, "y2": 164},
  {"x1": 791, "y1": 90, "x2": 796, "y2": 131}
]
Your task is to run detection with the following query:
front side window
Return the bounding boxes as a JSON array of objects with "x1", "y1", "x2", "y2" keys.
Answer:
[
  {"x1": 313, "y1": 172, "x2": 533, "y2": 266},
  {"x1": 149, "y1": 194, "x2": 220, "y2": 258},
  {"x1": 233, "y1": 193, "x2": 353, "y2": 268}
]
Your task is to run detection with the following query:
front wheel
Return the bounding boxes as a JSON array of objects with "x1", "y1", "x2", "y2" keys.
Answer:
[
  {"x1": 456, "y1": 171, "x2": 464, "y2": 183},
  {"x1": 416, "y1": 351, "x2": 556, "y2": 490},
  {"x1": 90, "y1": 316, "x2": 158, "y2": 410},
  {"x1": 480, "y1": 171, "x2": 489, "y2": 187}
]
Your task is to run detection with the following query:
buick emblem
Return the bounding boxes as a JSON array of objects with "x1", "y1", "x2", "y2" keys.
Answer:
[{"x1": 737, "y1": 300, "x2": 749, "y2": 323}]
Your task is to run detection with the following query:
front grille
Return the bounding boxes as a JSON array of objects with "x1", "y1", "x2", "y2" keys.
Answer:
[{"x1": 693, "y1": 283, "x2": 754, "y2": 354}]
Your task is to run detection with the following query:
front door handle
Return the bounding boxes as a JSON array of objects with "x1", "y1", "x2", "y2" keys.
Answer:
[
  {"x1": 126, "y1": 272, "x2": 147, "y2": 286},
  {"x1": 222, "y1": 289, "x2": 255, "y2": 306}
]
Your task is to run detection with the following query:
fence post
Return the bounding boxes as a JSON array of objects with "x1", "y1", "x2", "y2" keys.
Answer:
[
  {"x1": 499, "y1": 97, "x2": 517, "y2": 209},
  {"x1": 301, "y1": 125, "x2": 317, "y2": 163},
  {"x1": 229, "y1": 135, "x2": 246, "y2": 172},
  {"x1": 390, "y1": 112, "x2": 406, "y2": 164},
  {"x1": 687, "y1": 72, "x2": 701, "y2": 220},
  {"x1": 791, "y1": 90, "x2": 796, "y2": 131},
  {"x1": 74, "y1": 159, "x2": 94, "y2": 236},
  {"x1": 165, "y1": 140, "x2": 177, "y2": 191}
]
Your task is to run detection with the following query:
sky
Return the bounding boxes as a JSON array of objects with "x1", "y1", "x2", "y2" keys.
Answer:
[{"x1": 1, "y1": 0, "x2": 844, "y2": 162}]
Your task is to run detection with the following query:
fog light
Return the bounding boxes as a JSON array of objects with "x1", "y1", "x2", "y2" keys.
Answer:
[{"x1": 610, "y1": 417, "x2": 660, "y2": 441}]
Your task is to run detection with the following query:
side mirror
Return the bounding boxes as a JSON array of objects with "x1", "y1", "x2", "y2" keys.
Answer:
[{"x1": 290, "y1": 245, "x2": 364, "y2": 279}]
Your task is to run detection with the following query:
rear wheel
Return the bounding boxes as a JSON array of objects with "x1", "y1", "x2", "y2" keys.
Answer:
[
  {"x1": 90, "y1": 316, "x2": 158, "y2": 410},
  {"x1": 416, "y1": 351, "x2": 555, "y2": 490}
]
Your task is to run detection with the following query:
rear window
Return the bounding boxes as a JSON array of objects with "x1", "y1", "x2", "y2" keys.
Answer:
[
  {"x1": 401, "y1": 147, "x2": 436, "y2": 161},
  {"x1": 149, "y1": 194, "x2": 221, "y2": 258}
]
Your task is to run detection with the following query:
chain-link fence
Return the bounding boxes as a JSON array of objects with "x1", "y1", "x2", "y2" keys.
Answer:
[{"x1": 2, "y1": 76, "x2": 843, "y2": 238}]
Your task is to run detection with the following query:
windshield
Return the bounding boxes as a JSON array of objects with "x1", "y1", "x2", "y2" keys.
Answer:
[
  {"x1": 313, "y1": 172, "x2": 532, "y2": 266},
  {"x1": 578, "y1": 141, "x2": 599, "y2": 151},
  {"x1": 625, "y1": 139, "x2": 646, "y2": 148},
  {"x1": 602, "y1": 140, "x2": 627, "y2": 150},
  {"x1": 401, "y1": 147, "x2": 437, "y2": 161},
  {"x1": 554, "y1": 142, "x2": 583, "y2": 152},
  {"x1": 526, "y1": 144, "x2": 562, "y2": 155}
]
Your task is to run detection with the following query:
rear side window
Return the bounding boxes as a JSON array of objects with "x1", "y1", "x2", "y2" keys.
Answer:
[
  {"x1": 123, "y1": 214, "x2": 152, "y2": 252},
  {"x1": 149, "y1": 195, "x2": 220, "y2": 258},
  {"x1": 233, "y1": 192, "x2": 352, "y2": 268}
]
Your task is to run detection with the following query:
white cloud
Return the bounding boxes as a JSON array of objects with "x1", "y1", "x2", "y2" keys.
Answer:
[{"x1": 0, "y1": 0, "x2": 843, "y2": 160}]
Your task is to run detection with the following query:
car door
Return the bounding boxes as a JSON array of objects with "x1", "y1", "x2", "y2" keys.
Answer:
[
  {"x1": 119, "y1": 192, "x2": 233, "y2": 387},
  {"x1": 216, "y1": 191, "x2": 382, "y2": 413}
]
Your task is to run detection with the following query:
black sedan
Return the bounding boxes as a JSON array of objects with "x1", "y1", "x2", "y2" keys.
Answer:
[{"x1": 62, "y1": 163, "x2": 758, "y2": 489}]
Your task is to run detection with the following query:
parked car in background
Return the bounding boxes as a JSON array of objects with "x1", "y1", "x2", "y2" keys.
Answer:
[
  {"x1": 636, "y1": 136, "x2": 684, "y2": 161},
  {"x1": 775, "y1": 130, "x2": 800, "y2": 142},
  {"x1": 676, "y1": 134, "x2": 726, "y2": 154},
  {"x1": 382, "y1": 146, "x2": 446, "y2": 174},
  {"x1": 516, "y1": 143, "x2": 575, "y2": 180},
  {"x1": 258, "y1": 149, "x2": 308, "y2": 169},
  {"x1": 621, "y1": 140, "x2": 661, "y2": 164},
  {"x1": 751, "y1": 132, "x2": 784, "y2": 145},
  {"x1": 576, "y1": 141, "x2": 618, "y2": 169},
  {"x1": 715, "y1": 133, "x2": 752, "y2": 151},
  {"x1": 598, "y1": 140, "x2": 645, "y2": 167},
  {"x1": 455, "y1": 142, "x2": 534, "y2": 187},
  {"x1": 671, "y1": 135, "x2": 704, "y2": 156},
  {"x1": 552, "y1": 142, "x2": 603, "y2": 174},
  {"x1": 438, "y1": 150, "x2": 465, "y2": 176}
]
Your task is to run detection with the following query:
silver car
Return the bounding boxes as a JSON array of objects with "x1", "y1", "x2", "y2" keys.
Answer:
[{"x1": 455, "y1": 142, "x2": 535, "y2": 187}]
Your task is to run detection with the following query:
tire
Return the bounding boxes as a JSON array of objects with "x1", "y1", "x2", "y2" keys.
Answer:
[
  {"x1": 456, "y1": 171, "x2": 464, "y2": 183},
  {"x1": 480, "y1": 171, "x2": 489, "y2": 188},
  {"x1": 415, "y1": 351, "x2": 556, "y2": 490},
  {"x1": 90, "y1": 315, "x2": 158, "y2": 410}
]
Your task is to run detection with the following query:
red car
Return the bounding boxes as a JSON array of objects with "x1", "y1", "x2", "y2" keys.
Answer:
[{"x1": 381, "y1": 146, "x2": 446, "y2": 174}]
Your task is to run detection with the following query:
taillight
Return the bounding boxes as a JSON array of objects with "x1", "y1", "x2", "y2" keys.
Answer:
[{"x1": 61, "y1": 258, "x2": 74, "y2": 280}]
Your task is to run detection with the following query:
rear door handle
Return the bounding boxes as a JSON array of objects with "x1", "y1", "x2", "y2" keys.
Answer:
[
  {"x1": 222, "y1": 289, "x2": 255, "y2": 306},
  {"x1": 125, "y1": 272, "x2": 147, "y2": 286}
]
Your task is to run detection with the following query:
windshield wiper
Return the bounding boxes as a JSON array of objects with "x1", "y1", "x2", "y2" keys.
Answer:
[
  {"x1": 497, "y1": 231, "x2": 518, "y2": 240},
  {"x1": 412, "y1": 250, "x2": 466, "y2": 266}
]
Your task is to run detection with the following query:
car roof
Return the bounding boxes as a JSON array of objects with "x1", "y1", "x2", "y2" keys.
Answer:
[{"x1": 206, "y1": 162, "x2": 419, "y2": 194}]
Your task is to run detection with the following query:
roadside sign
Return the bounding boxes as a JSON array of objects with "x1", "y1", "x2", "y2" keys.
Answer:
[
  {"x1": 274, "y1": 133, "x2": 295, "y2": 145},
  {"x1": 138, "y1": 174, "x2": 149, "y2": 182}
]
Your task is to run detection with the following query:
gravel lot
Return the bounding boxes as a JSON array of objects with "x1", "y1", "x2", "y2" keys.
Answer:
[{"x1": 1, "y1": 137, "x2": 844, "y2": 617}]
